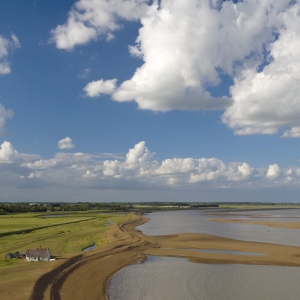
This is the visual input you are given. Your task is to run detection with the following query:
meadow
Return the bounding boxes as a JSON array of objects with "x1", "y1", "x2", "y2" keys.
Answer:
[{"x1": 0, "y1": 211, "x2": 132, "y2": 299}]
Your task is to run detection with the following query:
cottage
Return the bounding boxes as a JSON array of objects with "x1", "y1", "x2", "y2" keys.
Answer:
[
  {"x1": 5, "y1": 252, "x2": 12, "y2": 259},
  {"x1": 26, "y1": 248, "x2": 51, "y2": 262}
]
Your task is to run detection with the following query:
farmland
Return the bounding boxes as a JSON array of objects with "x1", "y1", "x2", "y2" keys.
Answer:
[{"x1": 0, "y1": 211, "x2": 132, "y2": 299}]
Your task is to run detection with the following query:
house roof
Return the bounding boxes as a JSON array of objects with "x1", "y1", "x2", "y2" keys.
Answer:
[{"x1": 26, "y1": 248, "x2": 50, "y2": 258}]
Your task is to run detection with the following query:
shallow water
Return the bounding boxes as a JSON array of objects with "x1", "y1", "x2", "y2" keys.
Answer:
[
  {"x1": 82, "y1": 244, "x2": 97, "y2": 252},
  {"x1": 107, "y1": 256, "x2": 300, "y2": 300},
  {"x1": 107, "y1": 209, "x2": 300, "y2": 299},
  {"x1": 137, "y1": 209, "x2": 300, "y2": 246}
]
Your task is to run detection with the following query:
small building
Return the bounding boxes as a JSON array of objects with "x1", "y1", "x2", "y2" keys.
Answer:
[
  {"x1": 26, "y1": 248, "x2": 51, "y2": 262},
  {"x1": 5, "y1": 252, "x2": 12, "y2": 259},
  {"x1": 18, "y1": 252, "x2": 26, "y2": 258},
  {"x1": 11, "y1": 251, "x2": 20, "y2": 258}
]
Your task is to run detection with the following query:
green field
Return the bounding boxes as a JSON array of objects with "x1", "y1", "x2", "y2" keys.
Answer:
[{"x1": 0, "y1": 211, "x2": 131, "y2": 267}]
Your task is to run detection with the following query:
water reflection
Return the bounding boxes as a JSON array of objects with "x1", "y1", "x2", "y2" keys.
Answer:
[
  {"x1": 161, "y1": 248, "x2": 266, "y2": 256},
  {"x1": 137, "y1": 209, "x2": 300, "y2": 246},
  {"x1": 107, "y1": 255, "x2": 300, "y2": 300}
]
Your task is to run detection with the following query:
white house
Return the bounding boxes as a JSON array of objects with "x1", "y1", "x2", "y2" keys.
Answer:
[{"x1": 26, "y1": 248, "x2": 51, "y2": 262}]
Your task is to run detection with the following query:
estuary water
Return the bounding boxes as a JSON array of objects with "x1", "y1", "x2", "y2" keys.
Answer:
[
  {"x1": 107, "y1": 209, "x2": 300, "y2": 300},
  {"x1": 107, "y1": 256, "x2": 300, "y2": 300},
  {"x1": 137, "y1": 209, "x2": 300, "y2": 246}
]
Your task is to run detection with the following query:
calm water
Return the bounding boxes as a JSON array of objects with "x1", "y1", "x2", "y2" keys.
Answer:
[
  {"x1": 107, "y1": 256, "x2": 300, "y2": 300},
  {"x1": 137, "y1": 209, "x2": 300, "y2": 246},
  {"x1": 82, "y1": 244, "x2": 97, "y2": 252},
  {"x1": 107, "y1": 209, "x2": 300, "y2": 299}
]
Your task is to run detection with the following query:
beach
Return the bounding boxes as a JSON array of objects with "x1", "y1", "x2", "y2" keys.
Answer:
[{"x1": 22, "y1": 211, "x2": 300, "y2": 300}]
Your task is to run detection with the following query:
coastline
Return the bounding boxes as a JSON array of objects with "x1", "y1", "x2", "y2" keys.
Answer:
[{"x1": 26, "y1": 211, "x2": 300, "y2": 300}]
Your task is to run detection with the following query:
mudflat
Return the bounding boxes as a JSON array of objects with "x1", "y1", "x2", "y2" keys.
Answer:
[{"x1": 20, "y1": 212, "x2": 300, "y2": 300}]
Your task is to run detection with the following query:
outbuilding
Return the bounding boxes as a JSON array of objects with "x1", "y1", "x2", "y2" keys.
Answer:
[
  {"x1": 26, "y1": 248, "x2": 51, "y2": 262},
  {"x1": 5, "y1": 252, "x2": 12, "y2": 259}
]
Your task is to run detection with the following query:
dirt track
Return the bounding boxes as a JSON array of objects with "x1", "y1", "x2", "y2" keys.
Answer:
[{"x1": 28, "y1": 213, "x2": 300, "y2": 300}]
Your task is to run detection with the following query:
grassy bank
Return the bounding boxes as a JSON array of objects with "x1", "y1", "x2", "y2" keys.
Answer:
[
  {"x1": 0, "y1": 211, "x2": 132, "y2": 300},
  {"x1": 0, "y1": 211, "x2": 131, "y2": 267}
]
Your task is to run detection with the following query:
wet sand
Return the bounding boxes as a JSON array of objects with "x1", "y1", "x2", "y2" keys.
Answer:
[{"x1": 24, "y1": 212, "x2": 300, "y2": 300}]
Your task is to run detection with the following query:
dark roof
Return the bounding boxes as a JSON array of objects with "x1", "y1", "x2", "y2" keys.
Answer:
[{"x1": 26, "y1": 248, "x2": 50, "y2": 258}]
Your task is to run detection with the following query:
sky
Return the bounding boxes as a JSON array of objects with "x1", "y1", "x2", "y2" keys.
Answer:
[{"x1": 1, "y1": 0, "x2": 300, "y2": 203}]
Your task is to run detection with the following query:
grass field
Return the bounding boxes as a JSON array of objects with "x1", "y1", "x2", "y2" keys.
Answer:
[
  {"x1": 0, "y1": 211, "x2": 132, "y2": 267},
  {"x1": 0, "y1": 211, "x2": 132, "y2": 299}
]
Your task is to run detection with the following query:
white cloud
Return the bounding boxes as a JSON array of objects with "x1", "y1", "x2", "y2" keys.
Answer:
[
  {"x1": 282, "y1": 127, "x2": 300, "y2": 138},
  {"x1": 83, "y1": 79, "x2": 117, "y2": 97},
  {"x1": 23, "y1": 159, "x2": 57, "y2": 170},
  {"x1": 0, "y1": 104, "x2": 14, "y2": 134},
  {"x1": 27, "y1": 171, "x2": 42, "y2": 179},
  {"x1": 0, "y1": 141, "x2": 18, "y2": 163},
  {"x1": 79, "y1": 0, "x2": 294, "y2": 114},
  {"x1": 0, "y1": 34, "x2": 21, "y2": 74},
  {"x1": 58, "y1": 137, "x2": 74, "y2": 149},
  {"x1": 125, "y1": 141, "x2": 152, "y2": 167},
  {"x1": 1, "y1": 140, "x2": 300, "y2": 193},
  {"x1": 222, "y1": 3, "x2": 300, "y2": 136},
  {"x1": 266, "y1": 164, "x2": 281, "y2": 179},
  {"x1": 50, "y1": 0, "x2": 149, "y2": 50},
  {"x1": 189, "y1": 158, "x2": 226, "y2": 183},
  {"x1": 156, "y1": 158, "x2": 197, "y2": 175},
  {"x1": 113, "y1": 0, "x2": 267, "y2": 111},
  {"x1": 68, "y1": 0, "x2": 300, "y2": 137}
]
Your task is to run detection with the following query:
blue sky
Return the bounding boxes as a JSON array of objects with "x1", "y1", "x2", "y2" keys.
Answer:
[{"x1": 1, "y1": 0, "x2": 300, "y2": 202}]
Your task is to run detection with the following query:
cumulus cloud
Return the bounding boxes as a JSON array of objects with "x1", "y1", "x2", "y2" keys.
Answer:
[
  {"x1": 81, "y1": 0, "x2": 291, "y2": 112},
  {"x1": 282, "y1": 128, "x2": 300, "y2": 139},
  {"x1": 18, "y1": 141, "x2": 300, "y2": 189},
  {"x1": 112, "y1": 0, "x2": 277, "y2": 111},
  {"x1": 83, "y1": 79, "x2": 117, "y2": 97},
  {"x1": 57, "y1": 0, "x2": 300, "y2": 136},
  {"x1": 0, "y1": 33, "x2": 21, "y2": 74},
  {"x1": 0, "y1": 141, "x2": 18, "y2": 163},
  {"x1": 23, "y1": 159, "x2": 57, "y2": 170},
  {"x1": 27, "y1": 171, "x2": 42, "y2": 179},
  {"x1": 2, "y1": 140, "x2": 300, "y2": 192},
  {"x1": 58, "y1": 137, "x2": 74, "y2": 149},
  {"x1": 220, "y1": 2, "x2": 300, "y2": 136},
  {"x1": 50, "y1": 0, "x2": 149, "y2": 50},
  {"x1": 125, "y1": 141, "x2": 152, "y2": 167},
  {"x1": 266, "y1": 164, "x2": 281, "y2": 179}
]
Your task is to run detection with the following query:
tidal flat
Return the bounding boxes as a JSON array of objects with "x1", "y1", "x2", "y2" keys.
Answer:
[
  {"x1": 108, "y1": 208, "x2": 300, "y2": 300},
  {"x1": 1, "y1": 207, "x2": 300, "y2": 300}
]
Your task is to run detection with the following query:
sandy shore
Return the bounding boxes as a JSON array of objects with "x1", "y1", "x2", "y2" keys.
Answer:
[{"x1": 23, "y1": 211, "x2": 300, "y2": 300}]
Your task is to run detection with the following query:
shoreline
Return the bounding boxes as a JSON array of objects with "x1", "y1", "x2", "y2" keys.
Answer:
[{"x1": 28, "y1": 211, "x2": 300, "y2": 300}]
